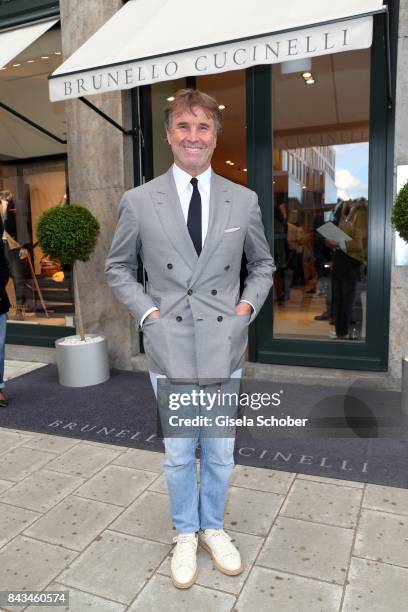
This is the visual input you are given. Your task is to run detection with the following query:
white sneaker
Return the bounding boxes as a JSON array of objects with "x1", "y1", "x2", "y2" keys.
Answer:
[
  {"x1": 170, "y1": 532, "x2": 198, "y2": 589},
  {"x1": 199, "y1": 529, "x2": 244, "y2": 575}
]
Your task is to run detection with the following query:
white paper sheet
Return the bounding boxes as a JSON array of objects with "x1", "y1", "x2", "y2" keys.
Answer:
[{"x1": 316, "y1": 222, "x2": 352, "y2": 242}]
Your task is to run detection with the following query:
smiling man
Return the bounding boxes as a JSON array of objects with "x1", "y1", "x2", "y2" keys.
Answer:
[{"x1": 105, "y1": 89, "x2": 275, "y2": 589}]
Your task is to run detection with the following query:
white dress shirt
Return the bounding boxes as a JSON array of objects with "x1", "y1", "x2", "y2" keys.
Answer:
[{"x1": 140, "y1": 163, "x2": 254, "y2": 326}]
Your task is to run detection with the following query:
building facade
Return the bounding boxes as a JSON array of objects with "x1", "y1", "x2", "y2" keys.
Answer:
[{"x1": 1, "y1": 0, "x2": 407, "y2": 383}]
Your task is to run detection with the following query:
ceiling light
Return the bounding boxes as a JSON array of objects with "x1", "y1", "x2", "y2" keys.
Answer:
[
  {"x1": 302, "y1": 72, "x2": 312, "y2": 79},
  {"x1": 54, "y1": 51, "x2": 62, "y2": 55},
  {"x1": 218, "y1": 104, "x2": 226, "y2": 110},
  {"x1": 229, "y1": 161, "x2": 235, "y2": 166},
  {"x1": 27, "y1": 59, "x2": 35, "y2": 63},
  {"x1": 243, "y1": 168, "x2": 247, "y2": 172},
  {"x1": 41, "y1": 55, "x2": 49, "y2": 59},
  {"x1": 226, "y1": 160, "x2": 232, "y2": 165},
  {"x1": 12, "y1": 63, "x2": 21, "y2": 67},
  {"x1": 1, "y1": 67, "x2": 7, "y2": 70},
  {"x1": 166, "y1": 96, "x2": 175, "y2": 102},
  {"x1": 306, "y1": 78, "x2": 315, "y2": 85}
]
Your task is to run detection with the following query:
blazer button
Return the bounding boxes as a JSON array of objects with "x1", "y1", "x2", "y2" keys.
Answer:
[
  {"x1": 211, "y1": 289, "x2": 217, "y2": 295},
  {"x1": 187, "y1": 289, "x2": 193, "y2": 295},
  {"x1": 176, "y1": 316, "x2": 182, "y2": 322},
  {"x1": 224, "y1": 265, "x2": 230, "y2": 270},
  {"x1": 217, "y1": 316, "x2": 223, "y2": 322},
  {"x1": 167, "y1": 263, "x2": 173, "y2": 269}
]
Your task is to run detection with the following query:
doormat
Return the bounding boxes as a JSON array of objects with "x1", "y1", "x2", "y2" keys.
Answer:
[{"x1": 1, "y1": 365, "x2": 407, "y2": 488}]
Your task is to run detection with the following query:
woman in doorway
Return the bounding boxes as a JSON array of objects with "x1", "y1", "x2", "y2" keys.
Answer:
[{"x1": 0, "y1": 228, "x2": 10, "y2": 407}]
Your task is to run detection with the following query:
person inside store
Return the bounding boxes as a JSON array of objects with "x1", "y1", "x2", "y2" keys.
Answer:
[
  {"x1": 325, "y1": 198, "x2": 368, "y2": 339},
  {"x1": 287, "y1": 209, "x2": 305, "y2": 287},
  {"x1": 273, "y1": 199, "x2": 288, "y2": 305},
  {"x1": 0, "y1": 190, "x2": 28, "y2": 320},
  {"x1": 0, "y1": 217, "x2": 10, "y2": 408},
  {"x1": 105, "y1": 88, "x2": 275, "y2": 589}
]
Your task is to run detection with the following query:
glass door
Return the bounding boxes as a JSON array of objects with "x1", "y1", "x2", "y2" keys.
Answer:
[{"x1": 249, "y1": 15, "x2": 392, "y2": 371}]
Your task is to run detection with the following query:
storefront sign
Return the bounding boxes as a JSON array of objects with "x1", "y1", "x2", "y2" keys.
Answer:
[{"x1": 49, "y1": 16, "x2": 373, "y2": 102}]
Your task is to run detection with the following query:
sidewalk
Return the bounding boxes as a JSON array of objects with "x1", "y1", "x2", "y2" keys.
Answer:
[{"x1": 0, "y1": 360, "x2": 407, "y2": 612}]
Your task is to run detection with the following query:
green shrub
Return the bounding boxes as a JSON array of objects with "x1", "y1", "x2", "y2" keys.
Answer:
[
  {"x1": 392, "y1": 181, "x2": 408, "y2": 243},
  {"x1": 37, "y1": 204, "x2": 100, "y2": 265}
]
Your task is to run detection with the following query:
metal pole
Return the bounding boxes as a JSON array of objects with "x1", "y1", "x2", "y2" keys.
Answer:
[{"x1": 402, "y1": 357, "x2": 408, "y2": 415}]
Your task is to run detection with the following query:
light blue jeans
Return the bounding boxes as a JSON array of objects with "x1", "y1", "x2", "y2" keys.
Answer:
[
  {"x1": 149, "y1": 369, "x2": 242, "y2": 533},
  {"x1": 0, "y1": 313, "x2": 7, "y2": 389}
]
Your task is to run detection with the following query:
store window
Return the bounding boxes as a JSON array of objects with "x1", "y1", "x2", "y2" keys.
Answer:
[
  {"x1": 0, "y1": 23, "x2": 73, "y2": 327},
  {"x1": 272, "y1": 49, "x2": 370, "y2": 342}
]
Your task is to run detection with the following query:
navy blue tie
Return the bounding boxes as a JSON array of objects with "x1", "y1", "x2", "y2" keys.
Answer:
[{"x1": 187, "y1": 177, "x2": 202, "y2": 256}]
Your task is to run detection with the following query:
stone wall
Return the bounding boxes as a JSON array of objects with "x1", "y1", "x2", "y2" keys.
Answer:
[
  {"x1": 59, "y1": 0, "x2": 137, "y2": 369},
  {"x1": 389, "y1": 0, "x2": 408, "y2": 379}
]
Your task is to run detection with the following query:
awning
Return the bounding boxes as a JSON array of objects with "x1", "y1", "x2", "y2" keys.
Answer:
[
  {"x1": 48, "y1": 0, "x2": 385, "y2": 102},
  {"x1": 0, "y1": 18, "x2": 59, "y2": 69}
]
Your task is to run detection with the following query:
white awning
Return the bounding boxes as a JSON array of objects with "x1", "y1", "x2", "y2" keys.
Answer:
[
  {"x1": 0, "y1": 18, "x2": 59, "y2": 70},
  {"x1": 48, "y1": 0, "x2": 384, "y2": 102}
]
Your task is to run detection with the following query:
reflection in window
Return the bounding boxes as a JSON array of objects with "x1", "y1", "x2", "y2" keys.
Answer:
[{"x1": 272, "y1": 49, "x2": 370, "y2": 342}]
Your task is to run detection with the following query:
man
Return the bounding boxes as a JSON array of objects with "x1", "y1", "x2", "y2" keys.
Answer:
[{"x1": 105, "y1": 89, "x2": 275, "y2": 589}]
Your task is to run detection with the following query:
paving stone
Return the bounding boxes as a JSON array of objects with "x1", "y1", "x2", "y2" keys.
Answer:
[
  {"x1": 58, "y1": 530, "x2": 170, "y2": 605},
  {"x1": 0, "y1": 470, "x2": 84, "y2": 513},
  {"x1": 0, "y1": 502, "x2": 40, "y2": 547},
  {"x1": 113, "y1": 448, "x2": 165, "y2": 472},
  {"x1": 235, "y1": 565, "x2": 342, "y2": 611},
  {"x1": 157, "y1": 529, "x2": 264, "y2": 595},
  {"x1": 45, "y1": 444, "x2": 121, "y2": 478},
  {"x1": 24, "y1": 582, "x2": 126, "y2": 612},
  {"x1": 0, "y1": 479, "x2": 13, "y2": 494},
  {"x1": 281, "y1": 480, "x2": 362, "y2": 528},
  {"x1": 296, "y1": 474, "x2": 364, "y2": 488},
  {"x1": 0, "y1": 431, "x2": 33, "y2": 455},
  {"x1": 75, "y1": 465, "x2": 158, "y2": 506},
  {"x1": 224, "y1": 486, "x2": 283, "y2": 536},
  {"x1": 343, "y1": 557, "x2": 408, "y2": 612},
  {"x1": 128, "y1": 573, "x2": 236, "y2": 611},
  {"x1": 0, "y1": 535, "x2": 76, "y2": 594},
  {"x1": 363, "y1": 483, "x2": 408, "y2": 515},
  {"x1": 111, "y1": 490, "x2": 175, "y2": 543},
  {"x1": 24, "y1": 495, "x2": 122, "y2": 551},
  {"x1": 147, "y1": 472, "x2": 168, "y2": 494},
  {"x1": 21, "y1": 434, "x2": 80, "y2": 454},
  {"x1": 354, "y1": 508, "x2": 408, "y2": 568},
  {"x1": 258, "y1": 515, "x2": 353, "y2": 584},
  {"x1": 229, "y1": 465, "x2": 295, "y2": 493},
  {"x1": 4, "y1": 362, "x2": 46, "y2": 380},
  {"x1": 0, "y1": 447, "x2": 54, "y2": 481},
  {"x1": 83, "y1": 440, "x2": 128, "y2": 451}
]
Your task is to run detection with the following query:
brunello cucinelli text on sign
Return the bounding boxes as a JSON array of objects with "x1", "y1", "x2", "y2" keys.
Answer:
[{"x1": 48, "y1": 17, "x2": 373, "y2": 102}]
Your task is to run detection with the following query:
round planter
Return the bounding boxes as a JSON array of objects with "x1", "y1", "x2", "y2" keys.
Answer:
[{"x1": 55, "y1": 334, "x2": 110, "y2": 387}]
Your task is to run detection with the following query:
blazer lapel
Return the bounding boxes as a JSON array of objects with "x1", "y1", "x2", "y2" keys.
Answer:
[
  {"x1": 190, "y1": 172, "x2": 233, "y2": 285},
  {"x1": 150, "y1": 168, "x2": 198, "y2": 271}
]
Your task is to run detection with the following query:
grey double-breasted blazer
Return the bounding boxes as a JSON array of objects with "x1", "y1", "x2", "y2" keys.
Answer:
[{"x1": 105, "y1": 167, "x2": 275, "y2": 383}]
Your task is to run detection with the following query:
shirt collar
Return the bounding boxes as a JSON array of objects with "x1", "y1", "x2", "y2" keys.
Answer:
[{"x1": 172, "y1": 163, "x2": 212, "y2": 193}]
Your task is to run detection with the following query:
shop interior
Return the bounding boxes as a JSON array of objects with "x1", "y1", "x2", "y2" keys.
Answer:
[
  {"x1": 151, "y1": 47, "x2": 370, "y2": 343},
  {"x1": 0, "y1": 24, "x2": 72, "y2": 327}
]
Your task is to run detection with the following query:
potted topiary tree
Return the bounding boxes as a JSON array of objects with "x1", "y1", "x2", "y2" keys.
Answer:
[
  {"x1": 392, "y1": 179, "x2": 408, "y2": 243},
  {"x1": 37, "y1": 204, "x2": 110, "y2": 387},
  {"x1": 392, "y1": 179, "x2": 408, "y2": 415}
]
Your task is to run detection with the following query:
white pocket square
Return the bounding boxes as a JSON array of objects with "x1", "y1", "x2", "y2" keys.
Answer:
[{"x1": 224, "y1": 226, "x2": 241, "y2": 233}]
